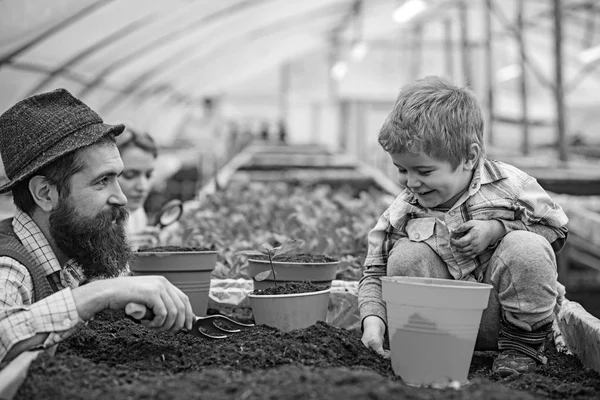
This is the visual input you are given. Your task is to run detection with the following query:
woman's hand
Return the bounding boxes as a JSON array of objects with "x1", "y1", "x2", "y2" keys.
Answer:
[
  {"x1": 128, "y1": 226, "x2": 161, "y2": 250},
  {"x1": 450, "y1": 220, "x2": 505, "y2": 258},
  {"x1": 361, "y1": 315, "x2": 390, "y2": 358}
]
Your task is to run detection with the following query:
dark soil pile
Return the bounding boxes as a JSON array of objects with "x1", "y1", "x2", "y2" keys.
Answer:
[
  {"x1": 16, "y1": 309, "x2": 600, "y2": 400},
  {"x1": 252, "y1": 282, "x2": 329, "y2": 295},
  {"x1": 138, "y1": 245, "x2": 215, "y2": 252}
]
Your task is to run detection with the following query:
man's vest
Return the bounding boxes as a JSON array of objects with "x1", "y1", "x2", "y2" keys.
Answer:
[{"x1": 0, "y1": 218, "x2": 54, "y2": 302}]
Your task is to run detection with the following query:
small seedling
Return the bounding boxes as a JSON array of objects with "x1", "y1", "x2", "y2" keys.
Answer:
[{"x1": 239, "y1": 239, "x2": 304, "y2": 286}]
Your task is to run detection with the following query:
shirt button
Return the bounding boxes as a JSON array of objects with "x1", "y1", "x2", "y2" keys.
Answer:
[
  {"x1": 449, "y1": 210, "x2": 454, "y2": 216},
  {"x1": 414, "y1": 233, "x2": 420, "y2": 239},
  {"x1": 471, "y1": 183, "x2": 477, "y2": 189}
]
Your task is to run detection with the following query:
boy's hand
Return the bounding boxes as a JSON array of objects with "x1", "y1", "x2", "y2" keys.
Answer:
[
  {"x1": 450, "y1": 220, "x2": 505, "y2": 258},
  {"x1": 361, "y1": 316, "x2": 390, "y2": 358}
]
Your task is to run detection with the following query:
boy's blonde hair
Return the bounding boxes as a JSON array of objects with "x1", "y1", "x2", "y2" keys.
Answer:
[{"x1": 378, "y1": 76, "x2": 484, "y2": 169}]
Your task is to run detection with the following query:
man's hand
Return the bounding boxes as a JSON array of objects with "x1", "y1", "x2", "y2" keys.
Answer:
[
  {"x1": 450, "y1": 220, "x2": 505, "y2": 258},
  {"x1": 361, "y1": 315, "x2": 390, "y2": 358},
  {"x1": 72, "y1": 275, "x2": 194, "y2": 333}
]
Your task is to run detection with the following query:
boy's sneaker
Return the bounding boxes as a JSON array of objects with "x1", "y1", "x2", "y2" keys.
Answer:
[{"x1": 492, "y1": 349, "x2": 538, "y2": 377}]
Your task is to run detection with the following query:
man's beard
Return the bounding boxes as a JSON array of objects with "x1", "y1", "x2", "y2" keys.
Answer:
[{"x1": 49, "y1": 196, "x2": 133, "y2": 281}]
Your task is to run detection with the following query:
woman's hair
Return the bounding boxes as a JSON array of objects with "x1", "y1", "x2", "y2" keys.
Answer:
[
  {"x1": 13, "y1": 134, "x2": 116, "y2": 214},
  {"x1": 116, "y1": 126, "x2": 158, "y2": 158},
  {"x1": 378, "y1": 76, "x2": 484, "y2": 169}
]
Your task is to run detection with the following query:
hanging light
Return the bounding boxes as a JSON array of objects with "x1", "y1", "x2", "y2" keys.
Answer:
[
  {"x1": 331, "y1": 60, "x2": 349, "y2": 81},
  {"x1": 496, "y1": 64, "x2": 521, "y2": 83},
  {"x1": 393, "y1": 0, "x2": 427, "y2": 24},
  {"x1": 579, "y1": 45, "x2": 600, "y2": 65},
  {"x1": 350, "y1": 40, "x2": 368, "y2": 61}
]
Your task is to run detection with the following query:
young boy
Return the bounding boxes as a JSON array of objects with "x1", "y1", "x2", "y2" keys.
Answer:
[{"x1": 358, "y1": 76, "x2": 568, "y2": 377}]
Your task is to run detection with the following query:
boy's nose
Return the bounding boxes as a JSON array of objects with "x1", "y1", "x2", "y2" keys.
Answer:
[{"x1": 406, "y1": 174, "x2": 421, "y2": 189}]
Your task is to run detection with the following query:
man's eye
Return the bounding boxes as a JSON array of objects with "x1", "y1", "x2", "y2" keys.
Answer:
[
  {"x1": 419, "y1": 171, "x2": 432, "y2": 176},
  {"x1": 97, "y1": 177, "x2": 108, "y2": 185},
  {"x1": 397, "y1": 169, "x2": 407, "y2": 174}
]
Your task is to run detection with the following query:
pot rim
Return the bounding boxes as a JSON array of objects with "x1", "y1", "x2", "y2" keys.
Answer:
[
  {"x1": 247, "y1": 288, "x2": 331, "y2": 298},
  {"x1": 382, "y1": 276, "x2": 493, "y2": 290},
  {"x1": 135, "y1": 251, "x2": 218, "y2": 256},
  {"x1": 247, "y1": 259, "x2": 339, "y2": 265}
]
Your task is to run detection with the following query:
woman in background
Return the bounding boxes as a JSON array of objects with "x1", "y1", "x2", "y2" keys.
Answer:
[{"x1": 116, "y1": 126, "x2": 161, "y2": 249}]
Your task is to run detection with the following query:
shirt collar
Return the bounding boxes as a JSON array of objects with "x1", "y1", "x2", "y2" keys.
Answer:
[
  {"x1": 12, "y1": 210, "x2": 63, "y2": 276},
  {"x1": 404, "y1": 157, "x2": 507, "y2": 207}
]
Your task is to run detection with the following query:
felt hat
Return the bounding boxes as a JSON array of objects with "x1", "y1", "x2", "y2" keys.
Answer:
[{"x1": 0, "y1": 88, "x2": 125, "y2": 193}]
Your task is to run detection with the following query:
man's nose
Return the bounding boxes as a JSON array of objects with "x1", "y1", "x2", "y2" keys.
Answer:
[{"x1": 110, "y1": 181, "x2": 128, "y2": 206}]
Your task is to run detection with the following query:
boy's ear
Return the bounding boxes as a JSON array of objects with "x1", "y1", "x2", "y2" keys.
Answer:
[
  {"x1": 463, "y1": 143, "x2": 481, "y2": 171},
  {"x1": 28, "y1": 176, "x2": 60, "y2": 212}
]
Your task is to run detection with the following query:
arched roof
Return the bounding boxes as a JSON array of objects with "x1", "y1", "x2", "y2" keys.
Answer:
[{"x1": 1, "y1": 0, "x2": 599, "y2": 143}]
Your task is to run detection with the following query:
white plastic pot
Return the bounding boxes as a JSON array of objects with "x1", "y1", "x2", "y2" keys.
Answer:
[{"x1": 382, "y1": 276, "x2": 492, "y2": 387}]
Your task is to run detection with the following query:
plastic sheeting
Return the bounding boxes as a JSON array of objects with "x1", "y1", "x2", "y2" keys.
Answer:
[{"x1": 208, "y1": 279, "x2": 361, "y2": 330}]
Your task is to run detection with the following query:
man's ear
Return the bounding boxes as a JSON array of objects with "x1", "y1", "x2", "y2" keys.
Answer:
[
  {"x1": 463, "y1": 143, "x2": 481, "y2": 171},
  {"x1": 28, "y1": 176, "x2": 59, "y2": 212}
]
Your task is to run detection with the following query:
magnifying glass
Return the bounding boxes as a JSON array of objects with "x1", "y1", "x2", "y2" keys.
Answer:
[{"x1": 154, "y1": 199, "x2": 183, "y2": 228}]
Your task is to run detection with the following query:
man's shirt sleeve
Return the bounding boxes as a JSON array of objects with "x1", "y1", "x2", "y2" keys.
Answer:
[{"x1": 0, "y1": 256, "x2": 82, "y2": 364}]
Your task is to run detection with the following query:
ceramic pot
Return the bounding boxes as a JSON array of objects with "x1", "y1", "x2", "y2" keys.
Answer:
[
  {"x1": 247, "y1": 258, "x2": 338, "y2": 290},
  {"x1": 248, "y1": 288, "x2": 331, "y2": 332},
  {"x1": 129, "y1": 250, "x2": 217, "y2": 316}
]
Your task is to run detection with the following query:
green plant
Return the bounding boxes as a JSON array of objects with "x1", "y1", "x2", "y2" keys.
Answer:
[{"x1": 239, "y1": 239, "x2": 304, "y2": 286}]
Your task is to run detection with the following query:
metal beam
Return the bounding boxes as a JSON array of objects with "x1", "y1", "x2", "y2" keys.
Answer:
[
  {"x1": 458, "y1": 0, "x2": 472, "y2": 86},
  {"x1": 553, "y1": 0, "x2": 567, "y2": 163},
  {"x1": 484, "y1": 0, "x2": 494, "y2": 146},
  {"x1": 444, "y1": 18, "x2": 454, "y2": 80},
  {"x1": 98, "y1": 3, "x2": 347, "y2": 114},
  {"x1": 490, "y1": 0, "x2": 555, "y2": 90},
  {"x1": 0, "y1": 0, "x2": 116, "y2": 66},
  {"x1": 517, "y1": 0, "x2": 530, "y2": 155},
  {"x1": 24, "y1": 14, "x2": 158, "y2": 97},
  {"x1": 78, "y1": 0, "x2": 276, "y2": 98}
]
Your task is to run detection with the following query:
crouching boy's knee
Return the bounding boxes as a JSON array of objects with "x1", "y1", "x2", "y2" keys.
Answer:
[{"x1": 495, "y1": 231, "x2": 556, "y2": 267}]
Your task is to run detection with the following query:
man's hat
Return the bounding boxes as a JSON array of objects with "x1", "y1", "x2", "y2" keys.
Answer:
[{"x1": 0, "y1": 88, "x2": 125, "y2": 193}]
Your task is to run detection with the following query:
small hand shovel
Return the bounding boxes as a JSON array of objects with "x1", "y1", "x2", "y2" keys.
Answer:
[{"x1": 125, "y1": 302, "x2": 255, "y2": 340}]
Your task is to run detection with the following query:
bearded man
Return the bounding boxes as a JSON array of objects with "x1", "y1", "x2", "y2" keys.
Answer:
[{"x1": 0, "y1": 89, "x2": 194, "y2": 365}]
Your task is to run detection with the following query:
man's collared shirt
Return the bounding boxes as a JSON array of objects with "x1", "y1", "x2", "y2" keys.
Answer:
[
  {"x1": 0, "y1": 210, "x2": 84, "y2": 364},
  {"x1": 358, "y1": 158, "x2": 569, "y2": 325}
]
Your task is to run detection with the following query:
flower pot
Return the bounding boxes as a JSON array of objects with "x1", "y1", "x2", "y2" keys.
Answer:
[
  {"x1": 129, "y1": 250, "x2": 217, "y2": 316},
  {"x1": 248, "y1": 288, "x2": 331, "y2": 332},
  {"x1": 382, "y1": 276, "x2": 492, "y2": 387},
  {"x1": 247, "y1": 255, "x2": 338, "y2": 290}
]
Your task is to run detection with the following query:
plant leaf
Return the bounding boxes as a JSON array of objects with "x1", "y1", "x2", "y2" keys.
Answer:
[
  {"x1": 261, "y1": 243, "x2": 274, "y2": 252},
  {"x1": 236, "y1": 250, "x2": 266, "y2": 257},
  {"x1": 272, "y1": 238, "x2": 304, "y2": 257},
  {"x1": 254, "y1": 270, "x2": 274, "y2": 281}
]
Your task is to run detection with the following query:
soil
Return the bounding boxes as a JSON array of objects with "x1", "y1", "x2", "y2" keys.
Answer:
[
  {"x1": 138, "y1": 245, "x2": 215, "y2": 252},
  {"x1": 15, "y1": 308, "x2": 600, "y2": 400},
  {"x1": 252, "y1": 281, "x2": 329, "y2": 295},
  {"x1": 250, "y1": 253, "x2": 338, "y2": 263}
]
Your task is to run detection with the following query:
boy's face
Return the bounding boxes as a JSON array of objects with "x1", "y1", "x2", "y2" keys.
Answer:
[{"x1": 390, "y1": 149, "x2": 477, "y2": 209}]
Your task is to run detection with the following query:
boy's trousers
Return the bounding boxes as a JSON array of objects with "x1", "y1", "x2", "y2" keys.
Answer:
[{"x1": 387, "y1": 230, "x2": 563, "y2": 350}]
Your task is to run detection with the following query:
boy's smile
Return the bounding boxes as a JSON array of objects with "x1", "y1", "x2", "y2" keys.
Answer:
[{"x1": 390, "y1": 150, "x2": 477, "y2": 209}]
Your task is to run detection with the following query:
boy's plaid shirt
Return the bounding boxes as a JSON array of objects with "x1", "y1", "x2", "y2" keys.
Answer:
[
  {"x1": 0, "y1": 211, "x2": 84, "y2": 365},
  {"x1": 358, "y1": 157, "x2": 569, "y2": 325}
]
